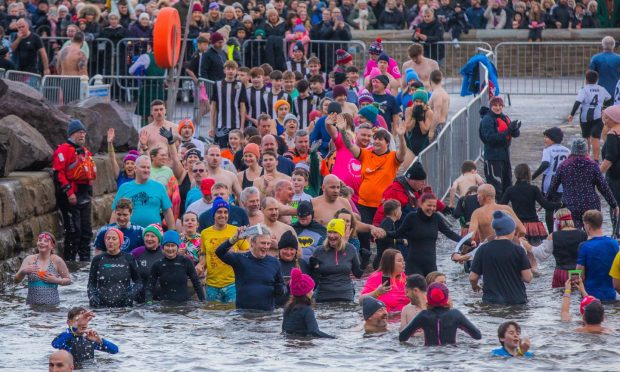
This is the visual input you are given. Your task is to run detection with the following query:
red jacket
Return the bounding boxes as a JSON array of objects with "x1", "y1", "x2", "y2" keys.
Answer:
[
  {"x1": 372, "y1": 178, "x2": 445, "y2": 225},
  {"x1": 52, "y1": 142, "x2": 96, "y2": 197}
]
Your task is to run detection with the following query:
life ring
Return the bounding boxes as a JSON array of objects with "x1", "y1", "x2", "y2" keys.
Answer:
[{"x1": 153, "y1": 7, "x2": 181, "y2": 69}]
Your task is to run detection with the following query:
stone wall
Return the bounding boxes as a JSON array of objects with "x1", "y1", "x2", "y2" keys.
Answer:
[{"x1": 0, "y1": 154, "x2": 119, "y2": 283}]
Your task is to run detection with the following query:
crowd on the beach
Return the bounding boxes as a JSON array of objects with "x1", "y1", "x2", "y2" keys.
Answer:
[{"x1": 3, "y1": 11, "x2": 620, "y2": 367}]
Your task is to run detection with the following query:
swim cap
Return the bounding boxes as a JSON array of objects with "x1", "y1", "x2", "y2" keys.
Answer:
[{"x1": 426, "y1": 282, "x2": 449, "y2": 307}]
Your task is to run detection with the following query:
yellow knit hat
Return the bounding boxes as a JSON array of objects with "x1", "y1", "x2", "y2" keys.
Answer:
[{"x1": 327, "y1": 218, "x2": 346, "y2": 237}]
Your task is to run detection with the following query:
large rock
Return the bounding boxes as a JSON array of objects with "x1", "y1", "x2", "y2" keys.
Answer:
[
  {"x1": 68, "y1": 96, "x2": 139, "y2": 152},
  {"x1": 0, "y1": 79, "x2": 70, "y2": 149},
  {"x1": 0, "y1": 116, "x2": 54, "y2": 176},
  {"x1": 59, "y1": 105, "x2": 104, "y2": 153}
]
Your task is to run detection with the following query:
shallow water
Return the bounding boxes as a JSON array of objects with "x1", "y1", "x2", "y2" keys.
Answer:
[{"x1": 2, "y1": 227, "x2": 620, "y2": 371}]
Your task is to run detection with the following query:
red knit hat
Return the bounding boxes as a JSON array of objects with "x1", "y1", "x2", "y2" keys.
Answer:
[
  {"x1": 201, "y1": 178, "x2": 215, "y2": 196},
  {"x1": 105, "y1": 227, "x2": 124, "y2": 245},
  {"x1": 289, "y1": 268, "x2": 315, "y2": 297},
  {"x1": 427, "y1": 282, "x2": 449, "y2": 307},
  {"x1": 336, "y1": 48, "x2": 352, "y2": 65}
]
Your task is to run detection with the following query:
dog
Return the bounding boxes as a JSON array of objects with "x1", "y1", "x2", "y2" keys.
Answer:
[{"x1": 354, "y1": 9, "x2": 369, "y2": 30}]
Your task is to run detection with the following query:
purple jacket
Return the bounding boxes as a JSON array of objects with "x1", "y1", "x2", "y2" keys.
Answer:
[{"x1": 549, "y1": 155, "x2": 617, "y2": 223}]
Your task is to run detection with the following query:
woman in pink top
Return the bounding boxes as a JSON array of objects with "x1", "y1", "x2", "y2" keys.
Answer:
[{"x1": 359, "y1": 249, "x2": 409, "y2": 313}]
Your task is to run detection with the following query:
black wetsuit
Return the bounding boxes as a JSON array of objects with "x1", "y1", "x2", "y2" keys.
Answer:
[
  {"x1": 87, "y1": 252, "x2": 142, "y2": 307},
  {"x1": 282, "y1": 306, "x2": 335, "y2": 338},
  {"x1": 146, "y1": 255, "x2": 205, "y2": 302},
  {"x1": 399, "y1": 307, "x2": 481, "y2": 344},
  {"x1": 132, "y1": 246, "x2": 165, "y2": 303},
  {"x1": 500, "y1": 181, "x2": 561, "y2": 223},
  {"x1": 453, "y1": 194, "x2": 480, "y2": 230},
  {"x1": 179, "y1": 173, "x2": 192, "y2": 215},
  {"x1": 388, "y1": 210, "x2": 462, "y2": 276}
]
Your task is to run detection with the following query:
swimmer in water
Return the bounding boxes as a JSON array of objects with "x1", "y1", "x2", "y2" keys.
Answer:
[
  {"x1": 560, "y1": 277, "x2": 612, "y2": 334},
  {"x1": 362, "y1": 297, "x2": 388, "y2": 334},
  {"x1": 48, "y1": 350, "x2": 74, "y2": 372},
  {"x1": 51, "y1": 307, "x2": 119, "y2": 365},
  {"x1": 399, "y1": 274, "x2": 427, "y2": 332},
  {"x1": 491, "y1": 321, "x2": 533, "y2": 357},
  {"x1": 399, "y1": 283, "x2": 481, "y2": 344}
]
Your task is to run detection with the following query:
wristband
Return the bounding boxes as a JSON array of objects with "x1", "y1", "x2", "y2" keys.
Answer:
[{"x1": 564, "y1": 289, "x2": 571, "y2": 294}]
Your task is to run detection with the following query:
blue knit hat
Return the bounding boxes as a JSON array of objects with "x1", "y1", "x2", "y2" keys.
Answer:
[
  {"x1": 491, "y1": 210, "x2": 516, "y2": 236},
  {"x1": 377, "y1": 53, "x2": 389, "y2": 63},
  {"x1": 67, "y1": 119, "x2": 86, "y2": 137},
  {"x1": 359, "y1": 105, "x2": 378, "y2": 124},
  {"x1": 211, "y1": 196, "x2": 230, "y2": 218},
  {"x1": 405, "y1": 68, "x2": 420, "y2": 84},
  {"x1": 162, "y1": 230, "x2": 180, "y2": 247}
]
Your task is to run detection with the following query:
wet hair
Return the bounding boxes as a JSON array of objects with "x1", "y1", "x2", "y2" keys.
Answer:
[
  {"x1": 583, "y1": 209, "x2": 603, "y2": 229},
  {"x1": 425, "y1": 271, "x2": 446, "y2": 285},
  {"x1": 430, "y1": 69, "x2": 443, "y2": 84},
  {"x1": 465, "y1": 185, "x2": 479, "y2": 196},
  {"x1": 284, "y1": 294, "x2": 312, "y2": 313},
  {"x1": 67, "y1": 306, "x2": 87, "y2": 320},
  {"x1": 378, "y1": 248, "x2": 402, "y2": 276},
  {"x1": 115, "y1": 198, "x2": 133, "y2": 212},
  {"x1": 419, "y1": 192, "x2": 437, "y2": 205},
  {"x1": 497, "y1": 321, "x2": 521, "y2": 346},
  {"x1": 406, "y1": 274, "x2": 427, "y2": 291},
  {"x1": 585, "y1": 69, "x2": 598, "y2": 84},
  {"x1": 583, "y1": 301, "x2": 604, "y2": 325},
  {"x1": 514, "y1": 163, "x2": 531, "y2": 182},
  {"x1": 461, "y1": 160, "x2": 477, "y2": 173},
  {"x1": 383, "y1": 199, "x2": 400, "y2": 217}
]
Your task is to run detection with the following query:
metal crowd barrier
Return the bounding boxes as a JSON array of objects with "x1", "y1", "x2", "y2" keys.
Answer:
[
  {"x1": 41, "y1": 37, "x2": 116, "y2": 77},
  {"x1": 380, "y1": 41, "x2": 492, "y2": 94},
  {"x1": 5, "y1": 70, "x2": 42, "y2": 89},
  {"x1": 88, "y1": 75, "x2": 198, "y2": 125},
  {"x1": 0, "y1": 68, "x2": 5, "y2": 78},
  {"x1": 414, "y1": 49, "x2": 492, "y2": 198},
  {"x1": 41, "y1": 75, "x2": 84, "y2": 105},
  {"x1": 241, "y1": 39, "x2": 284, "y2": 69},
  {"x1": 494, "y1": 41, "x2": 601, "y2": 95},
  {"x1": 116, "y1": 37, "x2": 198, "y2": 76}
]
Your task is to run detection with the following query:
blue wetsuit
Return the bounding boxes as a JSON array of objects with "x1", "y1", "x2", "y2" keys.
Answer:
[
  {"x1": 491, "y1": 347, "x2": 534, "y2": 358},
  {"x1": 52, "y1": 328, "x2": 119, "y2": 364},
  {"x1": 216, "y1": 240, "x2": 286, "y2": 311}
]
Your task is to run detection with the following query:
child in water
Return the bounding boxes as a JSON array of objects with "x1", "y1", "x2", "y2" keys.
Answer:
[
  {"x1": 282, "y1": 268, "x2": 335, "y2": 338},
  {"x1": 399, "y1": 274, "x2": 427, "y2": 331},
  {"x1": 491, "y1": 321, "x2": 533, "y2": 357},
  {"x1": 52, "y1": 307, "x2": 119, "y2": 365}
]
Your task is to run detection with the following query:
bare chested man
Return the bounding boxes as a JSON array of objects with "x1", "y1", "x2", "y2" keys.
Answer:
[
  {"x1": 468, "y1": 184, "x2": 525, "y2": 243},
  {"x1": 401, "y1": 43, "x2": 440, "y2": 90},
  {"x1": 254, "y1": 150, "x2": 290, "y2": 196},
  {"x1": 312, "y1": 175, "x2": 352, "y2": 226},
  {"x1": 428, "y1": 69, "x2": 450, "y2": 141},
  {"x1": 58, "y1": 31, "x2": 87, "y2": 76},
  {"x1": 262, "y1": 196, "x2": 297, "y2": 251},
  {"x1": 138, "y1": 100, "x2": 179, "y2": 152},
  {"x1": 240, "y1": 186, "x2": 263, "y2": 225},
  {"x1": 274, "y1": 179, "x2": 296, "y2": 224},
  {"x1": 204, "y1": 145, "x2": 242, "y2": 199}
]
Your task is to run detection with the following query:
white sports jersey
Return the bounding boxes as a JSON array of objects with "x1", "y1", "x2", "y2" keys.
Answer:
[
  {"x1": 614, "y1": 79, "x2": 620, "y2": 105},
  {"x1": 541, "y1": 144, "x2": 570, "y2": 193},
  {"x1": 576, "y1": 84, "x2": 611, "y2": 122}
]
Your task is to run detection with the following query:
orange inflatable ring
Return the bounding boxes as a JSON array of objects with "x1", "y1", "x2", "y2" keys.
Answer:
[{"x1": 153, "y1": 7, "x2": 181, "y2": 69}]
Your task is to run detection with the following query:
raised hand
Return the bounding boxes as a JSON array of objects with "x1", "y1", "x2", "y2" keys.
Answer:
[
  {"x1": 107, "y1": 128, "x2": 115, "y2": 144},
  {"x1": 159, "y1": 127, "x2": 174, "y2": 145}
]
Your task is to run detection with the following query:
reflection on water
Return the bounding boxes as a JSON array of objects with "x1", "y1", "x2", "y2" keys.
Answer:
[{"x1": 1, "y1": 233, "x2": 620, "y2": 371}]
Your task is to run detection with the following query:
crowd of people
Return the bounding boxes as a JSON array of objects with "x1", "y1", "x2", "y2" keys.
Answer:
[
  {"x1": 0, "y1": 0, "x2": 618, "y2": 78},
  {"x1": 3, "y1": 8, "x2": 619, "y2": 365}
]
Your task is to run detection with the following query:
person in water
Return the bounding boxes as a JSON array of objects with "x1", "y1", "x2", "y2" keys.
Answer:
[
  {"x1": 399, "y1": 282, "x2": 481, "y2": 345},
  {"x1": 51, "y1": 307, "x2": 119, "y2": 365},
  {"x1": 399, "y1": 274, "x2": 427, "y2": 332},
  {"x1": 362, "y1": 296, "x2": 389, "y2": 334},
  {"x1": 146, "y1": 230, "x2": 206, "y2": 304},
  {"x1": 48, "y1": 350, "x2": 74, "y2": 372},
  {"x1": 560, "y1": 277, "x2": 612, "y2": 334},
  {"x1": 15, "y1": 232, "x2": 71, "y2": 306},
  {"x1": 131, "y1": 224, "x2": 164, "y2": 303},
  {"x1": 282, "y1": 268, "x2": 335, "y2": 338},
  {"x1": 491, "y1": 321, "x2": 533, "y2": 357}
]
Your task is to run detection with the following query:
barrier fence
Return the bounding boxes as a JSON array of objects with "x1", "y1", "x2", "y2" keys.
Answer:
[
  {"x1": 5, "y1": 70, "x2": 42, "y2": 89},
  {"x1": 40, "y1": 75, "x2": 84, "y2": 105},
  {"x1": 494, "y1": 41, "x2": 601, "y2": 95},
  {"x1": 380, "y1": 41, "x2": 492, "y2": 94},
  {"x1": 414, "y1": 49, "x2": 491, "y2": 198},
  {"x1": 41, "y1": 37, "x2": 117, "y2": 77}
]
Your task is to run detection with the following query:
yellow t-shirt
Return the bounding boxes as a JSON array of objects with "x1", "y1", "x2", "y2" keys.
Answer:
[
  {"x1": 201, "y1": 225, "x2": 249, "y2": 288},
  {"x1": 609, "y1": 252, "x2": 620, "y2": 280}
]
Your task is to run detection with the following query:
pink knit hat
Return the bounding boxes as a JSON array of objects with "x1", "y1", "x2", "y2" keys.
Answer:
[
  {"x1": 604, "y1": 105, "x2": 620, "y2": 124},
  {"x1": 289, "y1": 268, "x2": 315, "y2": 297}
]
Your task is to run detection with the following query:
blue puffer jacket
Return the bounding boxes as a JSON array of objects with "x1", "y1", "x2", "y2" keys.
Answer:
[{"x1": 460, "y1": 54, "x2": 500, "y2": 97}]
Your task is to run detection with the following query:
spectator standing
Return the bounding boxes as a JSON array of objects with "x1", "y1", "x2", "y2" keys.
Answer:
[
  {"x1": 484, "y1": 0, "x2": 507, "y2": 29},
  {"x1": 551, "y1": 0, "x2": 572, "y2": 28},
  {"x1": 200, "y1": 32, "x2": 226, "y2": 82},
  {"x1": 588, "y1": 36, "x2": 620, "y2": 97},
  {"x1": 466, "y1": 0, "x2": 486, "y2": 29},
  {"x1": 413, "y1": 8, "x2": 445, "y2": 65},
  {"x1": 11, "y1": 19, "x2": 49, "y2": 74}
]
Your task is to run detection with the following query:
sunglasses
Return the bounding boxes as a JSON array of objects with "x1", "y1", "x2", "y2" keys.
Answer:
[{"x1": 192, "y1": 169, "x2": 206, "y2": 173}]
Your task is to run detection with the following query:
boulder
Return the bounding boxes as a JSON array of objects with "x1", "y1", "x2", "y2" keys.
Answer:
[
  {"x1": 59, "y1": 105, "x2": 105, "y2": 153},
  {"x1": 69, "y1": 96, "x2": 139, "y2": 152},
  {"x1": 0, "y1": 116, "x2": 54, "y2": 177},
  {"x1": 0, "y1": 79, "x2": 70, "y2": 149}
]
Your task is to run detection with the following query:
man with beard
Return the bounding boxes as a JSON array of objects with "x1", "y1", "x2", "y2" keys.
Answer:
[
  {"x1": 240, "y1": 186, "x2": 264, "y2": 225},
  {"x1": 362, "y1": 296, "x2": 388, "y2": 333},
  {"x1": 216, "y1": 225, "x2": 287, "y2": 311},
  {"x1": 204, "y1": 145, "x2": 242, "y2": 200}
]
